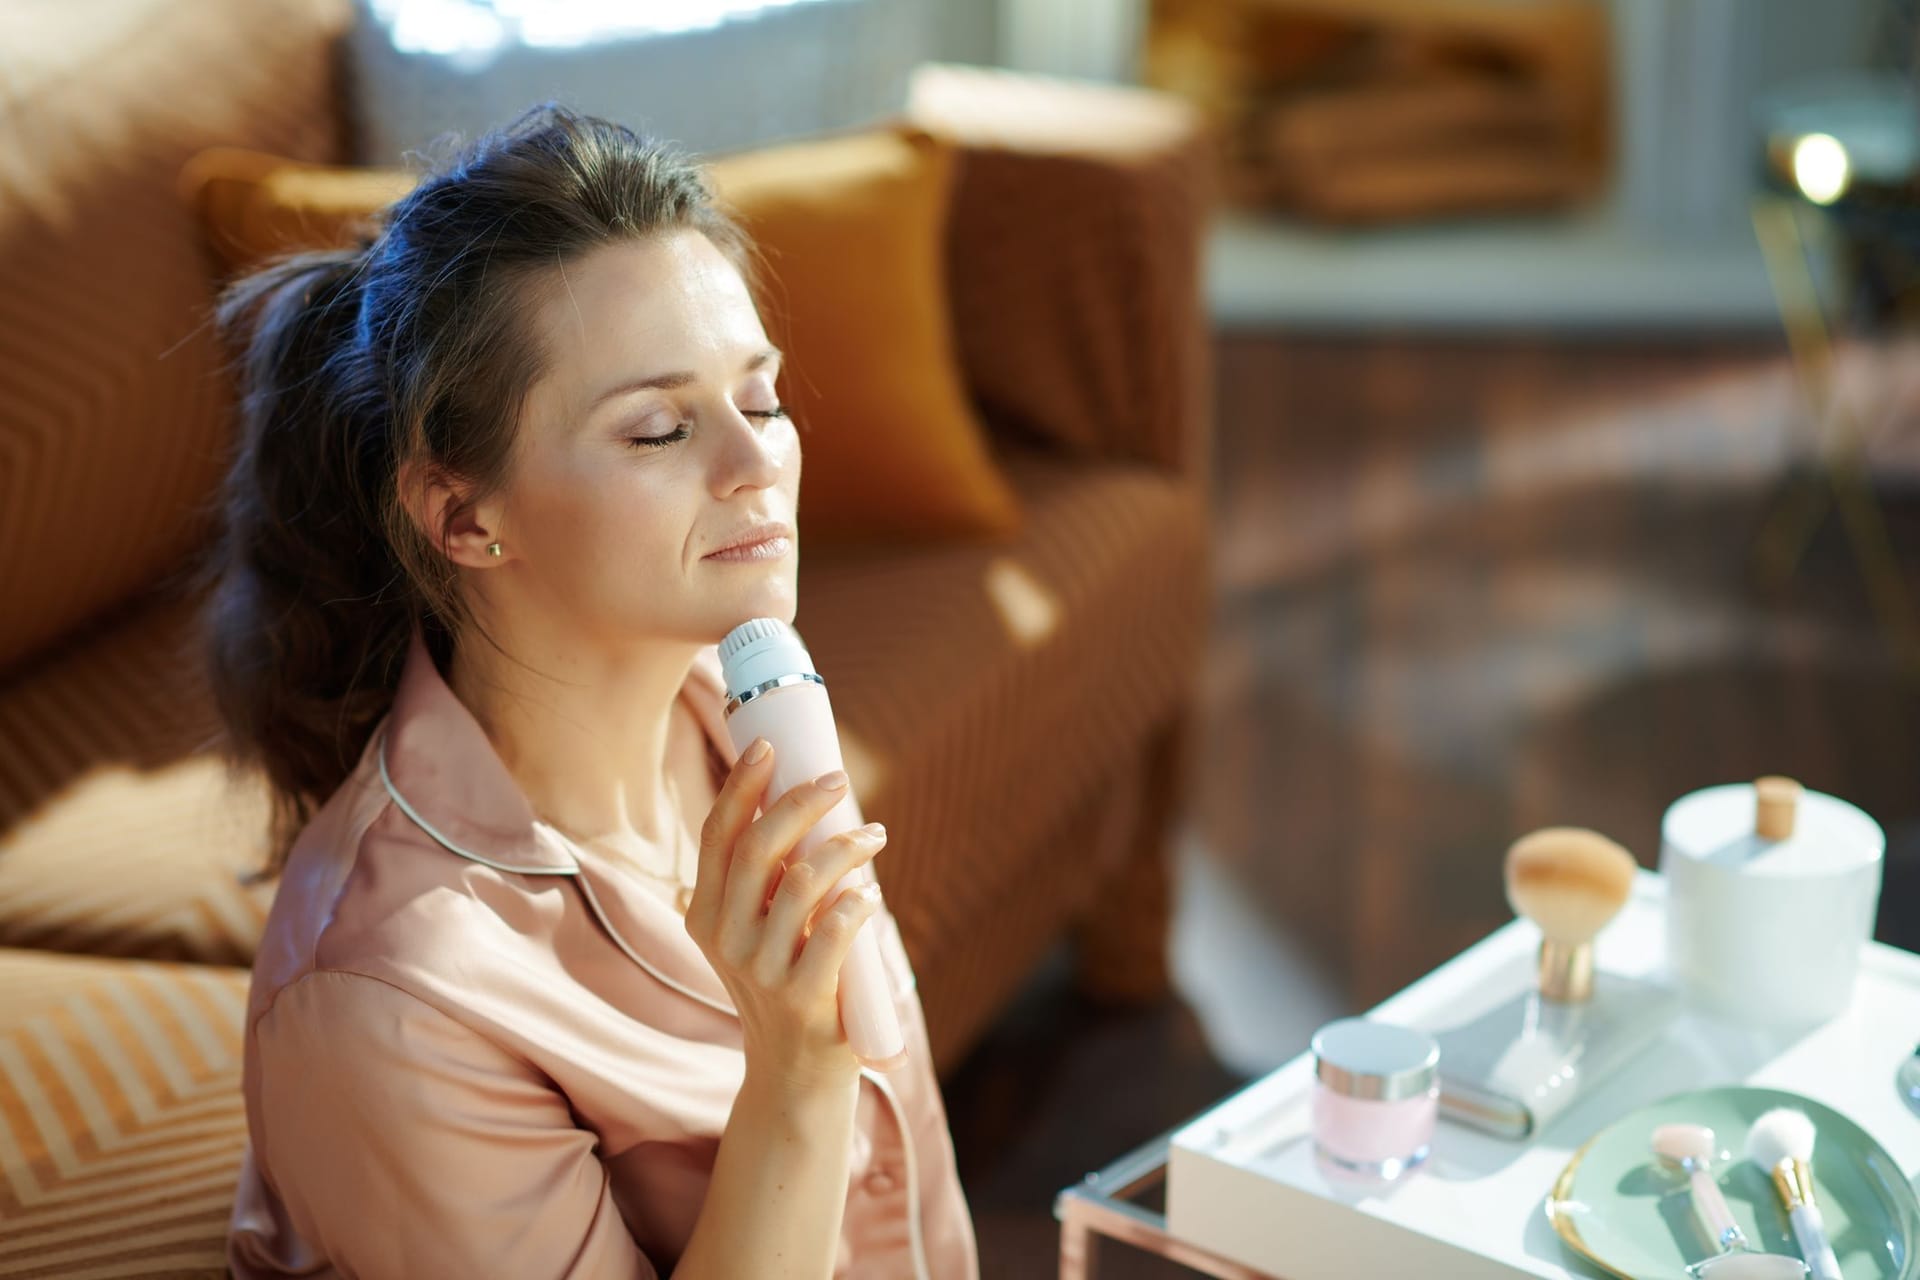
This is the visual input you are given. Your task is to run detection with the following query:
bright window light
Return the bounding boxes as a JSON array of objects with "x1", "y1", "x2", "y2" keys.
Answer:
[{"x1": 366, "y1": 0, "x2": 827, "y2": 54}]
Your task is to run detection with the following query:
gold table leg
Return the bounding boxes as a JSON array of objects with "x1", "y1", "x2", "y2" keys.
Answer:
[{"x1": 1749, "y1": 194, "x2": 1920, "y2": 677}]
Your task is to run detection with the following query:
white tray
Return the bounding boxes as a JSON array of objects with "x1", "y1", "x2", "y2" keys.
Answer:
[{"x1": 1165, "y1": 872, "x2": 1920, "y2": 1279}]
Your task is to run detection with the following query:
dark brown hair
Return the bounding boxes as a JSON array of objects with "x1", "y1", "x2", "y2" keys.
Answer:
[{"x1": 181, "y1": 101, "x2": 763, "y2": 883}]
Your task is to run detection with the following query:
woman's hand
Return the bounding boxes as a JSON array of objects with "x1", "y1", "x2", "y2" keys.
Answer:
[{"x1": 684, "y1": 738, "x2": 888, "y2": 1095}]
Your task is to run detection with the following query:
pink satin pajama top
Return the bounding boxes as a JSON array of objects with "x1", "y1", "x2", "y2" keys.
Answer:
[{"x1": 225, "y1": 622, "x2": 981, "y2": 1279}]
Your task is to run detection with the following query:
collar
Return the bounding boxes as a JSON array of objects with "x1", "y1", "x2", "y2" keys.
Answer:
[{"x1": 375, "y1": 620, "x2": 732, "y2": 876}]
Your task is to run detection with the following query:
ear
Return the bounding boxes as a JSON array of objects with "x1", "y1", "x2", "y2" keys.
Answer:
[{"x1": 395, "y1": 456, "x2": 507, "y2": 568}]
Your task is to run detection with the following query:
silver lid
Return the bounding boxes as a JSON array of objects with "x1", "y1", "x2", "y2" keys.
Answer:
[{"x1": 1311, "y1": 1018, "x2": 1439, "y2": 1102}]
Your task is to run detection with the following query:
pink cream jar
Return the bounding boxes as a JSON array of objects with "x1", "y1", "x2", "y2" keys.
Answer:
[{"x1": 1309, "y1": 1018, "x2": 1440, "y2": 1180}]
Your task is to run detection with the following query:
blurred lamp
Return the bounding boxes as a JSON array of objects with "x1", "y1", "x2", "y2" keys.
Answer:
[
  {"x1": 1791, "y1": 132, "x2": 1852, "y2": 205},
  {"x1": 1758, "y1": 73, "x2": 1916, "y2": 208}
]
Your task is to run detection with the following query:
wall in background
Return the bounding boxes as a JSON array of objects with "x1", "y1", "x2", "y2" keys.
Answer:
[
  {"x1": 1611, "y1": 0, "x2": 1884, "y2": 243},
  {"x1": 997, "y1": 0, "x2": 1145, "y2": 82},
  {"x1": 933, "y1": 0, "x2": 1000, "y2": 67}
]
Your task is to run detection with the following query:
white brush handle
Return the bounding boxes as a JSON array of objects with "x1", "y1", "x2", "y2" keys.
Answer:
[
  {"x1": 1790, "y1": 1203, "x2": 1842, "y2": 1280},
  {"x1": 1691, "y1": 1169, "x2": 1748, "y2": 1251}
]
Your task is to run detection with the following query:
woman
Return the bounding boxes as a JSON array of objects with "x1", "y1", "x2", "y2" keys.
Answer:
[{"x1": 198, "y1": 101, "x2": 980, "y2": 1279}]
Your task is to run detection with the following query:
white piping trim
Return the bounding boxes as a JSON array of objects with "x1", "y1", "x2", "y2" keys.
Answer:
[
  {"x1": 861, "y1": 1066, "x2": 931, "y2": 1280},
  {"x1": 573, "y1": 871, "x2": 738, "y2": 1018},
  {"x1": 376, "y1": 724, "x2": 930, "y2": 1277},
  {"x1": 376, "y1": 729, "x2": 577, "y2": 877}
]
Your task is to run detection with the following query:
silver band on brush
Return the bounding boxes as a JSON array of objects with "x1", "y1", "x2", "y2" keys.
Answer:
[{"x1": 724, "y1": 670, "x2": 825, "y2": 715}]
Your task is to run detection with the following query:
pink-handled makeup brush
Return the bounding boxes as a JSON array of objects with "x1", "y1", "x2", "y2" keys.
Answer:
[
  {"x1": 1653, "y1": 1123, "x2": 1750, "y2": 1255},
  {"x1": 1745, "y1": 1108, "x2": 1843, "y2": 1280}
]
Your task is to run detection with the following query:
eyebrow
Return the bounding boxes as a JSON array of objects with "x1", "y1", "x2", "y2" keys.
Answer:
[{"x1": 588, "y1": 346, "x2": 783, "y2": 412}]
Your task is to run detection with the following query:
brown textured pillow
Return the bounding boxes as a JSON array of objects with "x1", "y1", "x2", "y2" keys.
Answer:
[{"x1": 177, "y1": 125, "x2": 1022, "y2": 548}]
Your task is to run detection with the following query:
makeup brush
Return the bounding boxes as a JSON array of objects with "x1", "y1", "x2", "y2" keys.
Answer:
[
  {"x1": 1504, "y1": 827, "x2": 1637, "y2": 1001},
  {"x1": 1653, "y1": 1123, "x2": 1749, "y2": 1254},
  {"x1": 1745, "y1": 1108, "x2": 1842, "y2": 1280}
]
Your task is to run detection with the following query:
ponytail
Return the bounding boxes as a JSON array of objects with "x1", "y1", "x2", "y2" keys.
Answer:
[{"x1": 185, "y1": 243, "x2": 412, "y2": 883}]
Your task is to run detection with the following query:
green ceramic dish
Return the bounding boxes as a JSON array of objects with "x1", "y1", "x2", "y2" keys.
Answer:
[{"x1": 1548, "y1": 1086, "x2": 1919, "y2": 1279}]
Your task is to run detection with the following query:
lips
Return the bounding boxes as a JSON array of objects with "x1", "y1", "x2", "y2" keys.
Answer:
[{"x1": 705, "y1": 520, "x2": 793, "y2": 557}]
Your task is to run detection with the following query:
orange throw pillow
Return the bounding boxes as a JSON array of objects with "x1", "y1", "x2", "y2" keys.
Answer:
[{"x1": 177, "y1": 125, "x2": 1023, "y2": 547}]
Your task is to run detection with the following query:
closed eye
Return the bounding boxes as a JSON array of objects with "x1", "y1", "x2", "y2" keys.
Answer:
[{"x1": 627, "y1": 404, "x2": 789, "y2": 449}]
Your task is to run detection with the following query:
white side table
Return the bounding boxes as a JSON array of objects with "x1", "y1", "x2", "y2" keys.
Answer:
[{"x1": 1055, "y1": 872, "x2": 1920, "y2": 1279}]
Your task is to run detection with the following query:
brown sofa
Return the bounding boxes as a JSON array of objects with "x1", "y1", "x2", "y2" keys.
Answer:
[{"x1": 0, "y1": 2, "x2": 1215, "y2": 1271}]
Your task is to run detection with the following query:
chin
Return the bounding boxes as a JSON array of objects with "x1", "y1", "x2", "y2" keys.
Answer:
[{"x1": 722, "y1": 581, "x2": 797, "y2": 619}]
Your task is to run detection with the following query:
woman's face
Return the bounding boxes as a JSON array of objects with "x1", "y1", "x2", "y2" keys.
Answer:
[{"x1": 493, "y1": 229, "x2": 800, "y2": 650}]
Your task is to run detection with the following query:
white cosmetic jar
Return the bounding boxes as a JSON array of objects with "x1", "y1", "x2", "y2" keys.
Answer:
[{"x1": 1660, "y1": 778, "x2": 1883, "y2": 1026}]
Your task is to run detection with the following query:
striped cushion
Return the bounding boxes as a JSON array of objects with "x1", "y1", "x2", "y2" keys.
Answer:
[
  {"x1": 0, "y1": 0, "x2": 356, "y2": 677},
  {"x1": 0, "y1": 590, "x2": 276, "y2": 966},
  {"x1": 906, "y1": 63, "x2": 1215, "y2": 484},
  {"x1": 0, "y1": 947, "x2": 248, "y2": 1278}
]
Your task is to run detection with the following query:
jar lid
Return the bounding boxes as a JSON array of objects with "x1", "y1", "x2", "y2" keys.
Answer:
[
  {"x1": 1311, "y1": 1018, "x2": 1439, "y2": 1101},
  {"x1": 1663, "y1": 782, "x2": 1883, "y2": 878}
]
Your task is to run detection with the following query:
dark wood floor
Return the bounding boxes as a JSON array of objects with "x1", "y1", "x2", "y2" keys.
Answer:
[{"x1": 941, "y1": 330, "x2": 1920, "y2": 1279}]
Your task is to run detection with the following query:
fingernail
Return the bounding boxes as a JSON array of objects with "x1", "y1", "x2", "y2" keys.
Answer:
[
  {"x1": 862, "y1": 822, "x2": 886, "y2": 838},
  {"x1": 817, "y1": 769, "x2": 849, "y2": 791},
  {"x1": 743, "y1": 737, "x2": 771, "y2": 764}
]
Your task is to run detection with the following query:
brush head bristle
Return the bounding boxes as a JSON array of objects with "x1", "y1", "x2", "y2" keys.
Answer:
[
  {"x1": 1744, "y1": 1107, "x2": 1816, "y2": 1171},
  {"x1": 1503, "y1": 827, "x2": 1637, "y2": 944},
  {"x1": 1651, "y1": 1122, "x2": 1718, "y2": 1164}
]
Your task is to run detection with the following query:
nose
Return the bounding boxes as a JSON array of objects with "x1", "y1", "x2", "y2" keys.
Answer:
[{"x1": 710, "y1": 398, "x2": 785, "y2": 494}]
